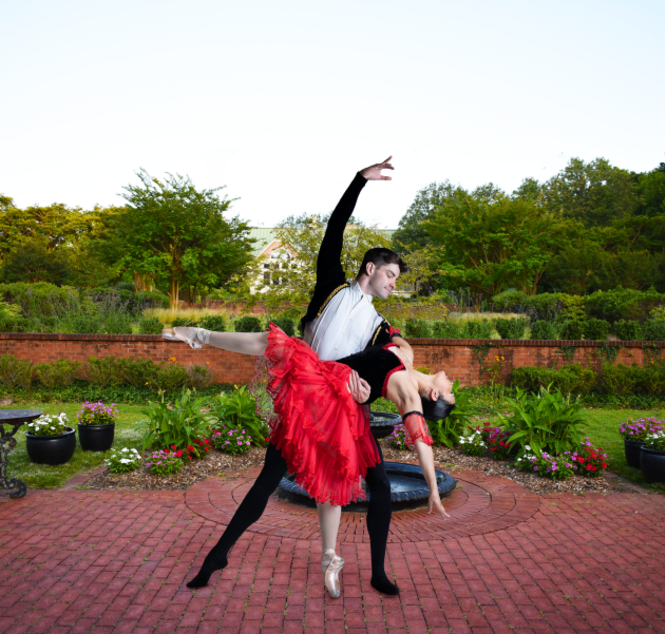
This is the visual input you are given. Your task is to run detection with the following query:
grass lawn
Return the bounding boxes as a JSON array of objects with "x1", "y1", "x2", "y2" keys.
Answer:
[{"x1": 1, "y1": 403, "x2": 146, "y2": 490}]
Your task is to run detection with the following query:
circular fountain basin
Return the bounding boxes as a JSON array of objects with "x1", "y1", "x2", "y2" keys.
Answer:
[
  {"x1": 369, "y1": 410, "x2": 401, "y2": 440},
  {"x1": 278, "y1": 461, "x2": 457, "y2": 512}
]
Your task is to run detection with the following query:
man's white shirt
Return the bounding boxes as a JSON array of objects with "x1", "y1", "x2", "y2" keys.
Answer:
[{"x1": 304, "y1": 280, "x2": 383, "y2": 361}]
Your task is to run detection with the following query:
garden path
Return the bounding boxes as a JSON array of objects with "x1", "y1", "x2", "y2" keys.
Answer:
[{"x1": 0, "y1": 469, "x2": 664, "y2": 634}]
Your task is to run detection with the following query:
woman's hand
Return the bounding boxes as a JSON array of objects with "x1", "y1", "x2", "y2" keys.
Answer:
[
  {"x1": 428, "y1": 492, "x2": 451, "y2": 520},
  {"x1": 347, "y1": 370, "x2": 371, "y2": 403},
  {"x1": 360, "y1": 156, "x2": 394, "y2": 181}
]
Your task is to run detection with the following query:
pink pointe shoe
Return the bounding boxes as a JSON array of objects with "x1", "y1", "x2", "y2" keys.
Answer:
[
  {"x1": 161, "y1": 327, "x2": 210, "y2": 350},
  {"x1": 321, "y1": 551, "x2": 344, "y2": 599}
]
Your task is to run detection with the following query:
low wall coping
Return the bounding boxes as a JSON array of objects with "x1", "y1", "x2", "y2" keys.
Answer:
[{"x1": 0, "y1": 332, "x2": 663, "y2": 348}]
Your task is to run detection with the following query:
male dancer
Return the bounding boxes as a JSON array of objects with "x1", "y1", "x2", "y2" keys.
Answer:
[{"x1": 183, "y1": 157, "x2": 416, "y2": 594}]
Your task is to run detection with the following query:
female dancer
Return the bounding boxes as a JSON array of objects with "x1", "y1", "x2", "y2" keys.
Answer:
[{"x1": 163, "y1": 324, "x2": 455, "y2": 594}]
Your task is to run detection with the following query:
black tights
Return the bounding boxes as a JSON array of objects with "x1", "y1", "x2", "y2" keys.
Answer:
[{"x1": 187, "y1": 440, "x2": 393, "y2": 589}]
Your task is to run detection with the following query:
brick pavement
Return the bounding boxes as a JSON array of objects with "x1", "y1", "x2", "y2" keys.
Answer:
[{"x1": 1, "y1": 473, "x2": 664, "y2": 634}]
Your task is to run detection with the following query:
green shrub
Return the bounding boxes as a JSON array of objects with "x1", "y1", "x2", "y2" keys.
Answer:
[
  {"x1": 138, "y1": 316, "x2": 163, "y2": 335},
  {"x1": 585, "y1": 287, "x2": 665, "y2": 324},
  {"x1": 106, "y1": 447, "x2": 142, "y2": 473},
  {"x1": 463, "y1": 318, "x2": 494, "y2": 339},
  {"x1": 234, "y1": 316, "x2": 263, "y2": 332},
  {"x1": 559, "y1": 320, "x2": 584, "y2": 340},
  {"x1": 34, "y1": 359, "x2": 82, "y2": 389},
  {"x1": 599, "y1": 362, "x2": 665, "y2": 396},
  {"x1": 583, "y1": 318, "x2": 610, "y2": 341},
  {"x1": 207, "y1": 386, "x2": 268, "y2": 447},
  {"x1": 495, "y1": 317, "x2": 528, "y2": 340},
  {"x1": 431, "y1": 320, "x2": 463, "y2": 339},
  {"x1": 405, "y1": 318, "x2": 431, "y2": 338},
  {"x1": 511, "y1": 364, "x2": 596, "y2": 396},
  {"x1": 153, "y1": 362, "x2": 189, "y2": 391},
  {"x1": 642, "y1": 320, "x2": 665, "y2": 341},
  {"x1": 529, "y1": 320, "x2": 558, "y2": 340},
  {"x1": 613, "y1": 320, "x2": 643, "y2": 341},
  {"x1": 198, "y1": 314, "x2": 227, "y2": 332},
  {"x1": 185, "y1": 364, "x2": 214, "y2": 391},
  {"x1": 86, "y1": 356, "x2": 124, "y2": 387},
  {"x1": 269, "y1": 316, "x2": 295, "y2": 337},
  {"x1": 497, "y1": 386, "x2": 587, "y2": 456},
  {"x1": 138, "y1": 390, "x2": 210, "y2": 450},
  {"x1": 171, "y1": 317, "x2": 198, "y2": 327},
  {"x1": 0, "y1": 353, "x2": 33, "y2": 390},
  {"x1": 0, "y1": 301, "x2": 27, "y2": 332},
  {"x1": 212, "y1": 427, "x2": 253, "y2": 454},
  {"x1": 118, "y1": 357, "x2": 159, "y2": 388}
]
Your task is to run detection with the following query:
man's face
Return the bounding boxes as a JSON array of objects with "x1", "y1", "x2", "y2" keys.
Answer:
[{"x1": 365, "y1": 263, "x2": 400, "y2": 300}]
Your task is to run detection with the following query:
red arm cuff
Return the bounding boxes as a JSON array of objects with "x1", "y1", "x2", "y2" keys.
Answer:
[{"x1": 402, "y1": 411, "x2": 433, "y2": 449}]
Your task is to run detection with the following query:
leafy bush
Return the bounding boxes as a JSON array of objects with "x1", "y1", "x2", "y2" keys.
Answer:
[
  {"x1": 25, "y1": 412, "x2": 71, "y2": 436},
  {"x1": 463, "y1": 318, "x2": 494, "y2": 339},
  {"x1": 139, "y1": 390, "x2": 210, "y2": 450},
  {"x1": 559, "y1": 320, "x2": 584, "y2": 340},
  {"x1": 642, "y1": 319, "x2": 665, "y2": 341},
  {"x1": 515, "y1": 450, "x2": 575, "y2": 481},
  {"x1": 138, "y1": 316, "x2": 163, "y2": 334},
  {"x1": 586, "y1": 287, "x2": 665, "y2": 324},
  {"x1": 529, "y1": 320, "x2": 558, "y2": 340},
  {"x1": 599, "y1": 363, "x2": 665, "y2": 396},
  {"x1": 106, "y1": 447, "x2": 142, "y2": 473},
  {"x1": 431, "y1": 320, "x2": 463, "y2": 339},
  {"x1": 118, "y1": 357, "x2": 159, "y2": 388},
  {"x1": 34, "y1": 359, "x2": 82, "y2": 389},
  {"x1": 269, "y1": 316, "x2": 295, "y2": 337},
  {"x1": 171, "y1": 317, "x2": 198, "y2": 327},
  {"x1": 198, "y1": 314, "x2": 227, "y2": 332},
  {"x1": 572, "y1": 438, "x2": 609, "y2": 476},
  {"x1": 644, "y1": 431, "x2": 665, "y2": 452},
  {"x1": 212, "y1": 428, "x2": 253, "y2": 454},
  {"x1": 234, "y1": 316, "x2": 263, "y2": 332},
  {"x1": 497, "y1": 386, "x2": 587, "y2": 456},
  {"x1": 495, "y1": 317, "x2": 528, "y2": 340},
  {"x1": 86, "y1": 356, "x2": 124, "y2": 387},
  {"x1": 207, "y1": 386, "x2": 268, "y2": 446},
  {"x1": 386, "y1": 424, "x2": 410, "y2": 449},
  {"x1": 487, "y1": 427, "x2": 518, "y2": 460},
  {"x1": 511, "y1": 364, "x2": 596, "y2": 396},
  {"x1": 0, "y1": 353, "x2": 33, "y2": 390},
  {"x1": 152, "y1": 362, "x2": 189, "y2": 391},
  {"x1": 0, "y1": 301, "x2": 27, "y2": 332},
  {"x1": 459, "y1": 429, "x2": 487, "y2": 456},
  {"x1": 583, "y1": 318, "x2": 610, "y2": 341},
  {"x1": 185, "y1": 364, "x2": 214, "y2": 391},
  {"x1": 147, "y1": 449, "x2": 184, "y2": 475},
  {"x1": 77, "y1": 401, "x2": 118, "y2": 425},
  {"x1": 405, "y1": 318, "x2": 431, "y2": 338},
  {"x1": 613, "y1": 320, "x2": 643, "y2": 341}
]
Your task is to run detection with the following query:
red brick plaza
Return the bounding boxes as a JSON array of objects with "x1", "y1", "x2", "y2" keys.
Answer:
[{"x1": 1, "y1": 468, "x2": 664, "y2": 634}]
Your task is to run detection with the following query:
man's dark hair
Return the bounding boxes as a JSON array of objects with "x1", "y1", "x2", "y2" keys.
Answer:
[
  {"x1": 356, "y1": 247, "x2": 408, "y2": 280},
  {"x1": 421, "y1": 396, "x2": 455, "y2": 422}
]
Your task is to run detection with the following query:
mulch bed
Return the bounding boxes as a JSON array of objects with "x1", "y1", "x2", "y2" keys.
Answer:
[{"x1": 83, "y1": 442, "x2": 641, "y2": 496}]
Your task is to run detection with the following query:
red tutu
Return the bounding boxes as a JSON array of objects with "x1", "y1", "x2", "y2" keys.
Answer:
[{"x1": 253, "y1": 324, "x2": 380, "y2": 506}]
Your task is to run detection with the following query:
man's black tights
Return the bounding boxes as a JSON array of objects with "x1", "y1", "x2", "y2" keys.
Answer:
[{"x1": 187, "y1": 440, "x2": 396, "y2": 593}]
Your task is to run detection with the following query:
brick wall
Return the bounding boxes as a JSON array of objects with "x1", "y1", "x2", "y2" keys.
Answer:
[{"x1": 1, "y1": 333, "x2": 663, "y2": 387}]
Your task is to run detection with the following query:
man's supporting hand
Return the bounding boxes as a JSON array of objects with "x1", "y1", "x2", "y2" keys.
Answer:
[
  {"x1": 360, "y1": 156, "x2": 394, "y2": 181},
  {"x1": 347, "y1": 370, "x2": 371, "y2": 403}
]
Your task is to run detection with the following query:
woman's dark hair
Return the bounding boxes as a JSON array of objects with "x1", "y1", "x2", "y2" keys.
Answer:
[
  {"x1": 421, "y1": 395, "x2": 455, "y2": 422},
  {"x1": 356, "y1": 247, "x2": 408, "y2": 280}
]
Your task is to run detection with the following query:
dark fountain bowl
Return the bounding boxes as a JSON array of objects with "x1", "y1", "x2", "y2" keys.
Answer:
[{"x1": 278, "y1": 410, "x2": 457, "y2": 512}]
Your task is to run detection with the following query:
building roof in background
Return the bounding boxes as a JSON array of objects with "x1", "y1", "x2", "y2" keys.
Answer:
[{"x1": 248, "y1": 227, "x2": 397, "y2": 257}]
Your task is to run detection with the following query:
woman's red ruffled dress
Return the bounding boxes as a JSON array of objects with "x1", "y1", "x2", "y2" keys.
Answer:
[{"x1": 254, "y1": 324, "x2": 380, "y2": 506}]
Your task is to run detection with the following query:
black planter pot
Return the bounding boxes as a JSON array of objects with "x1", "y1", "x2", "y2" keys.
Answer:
[
  {"x1": 624, "y1": 439, "x2": 646, "y2": 469},
  {"x1": 78, "y1": 423, "x2": 115, "y2": 452},
  {"x1": 25, "y1": 427, "x2": 76, "y2": 465},
  {"x1": 640, "y1": 447, "x2": 665, "y2": 484}
]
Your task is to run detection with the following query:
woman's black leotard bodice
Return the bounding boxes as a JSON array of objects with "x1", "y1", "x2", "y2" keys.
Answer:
[{"x1": 337, "y1": 345, "x2": 405, "y2": 404}]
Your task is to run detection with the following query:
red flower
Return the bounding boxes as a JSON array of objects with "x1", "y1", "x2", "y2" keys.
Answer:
[
  {"x1": 586, "y1": 465, "x2": 592, "y2": 471},
  {"x1": 171, "y1": 445, "x2": 177, "y2": 449},
  {"x1": 176, "y1": 450, "x2": 183, "y2": 458},
  {"x1": 187, "y1": 445, "x2": 194, "y2": 451},
  {"x1": 591, "y1": 466, "x2": 597, "y2": 471},
  {"x1": 164, "y1": 449, "x2": 169, "y2": 454},
  {"x1": 601, "y1": 463, "x2": 607, "y2": 468},
  {"x1": 490, "y1": 447, "x2": 495, "y2": 452}
]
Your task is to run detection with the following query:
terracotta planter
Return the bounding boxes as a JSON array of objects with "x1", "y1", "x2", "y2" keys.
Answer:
[
  {"x1": 624, "y1": 439, "x2": 646, "y2": 469},
  {"x1": 640, "y1": 447, "x2": 665, "y2": 484},
  {"x1": 78, "y1": 423, "x2": 115, "y2": 452},
  {"x1": 25, "y1": 427, "x2": 76, "y2": 465}
]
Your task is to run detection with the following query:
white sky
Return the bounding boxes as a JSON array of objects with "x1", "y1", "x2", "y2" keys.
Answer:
[{"x1": 2, "y1": 0, "x2": 663, "y2": 229}]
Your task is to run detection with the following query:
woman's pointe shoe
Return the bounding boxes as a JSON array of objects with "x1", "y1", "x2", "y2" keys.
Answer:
[
  {"x1": 162, "y1": 327, "x2": 210, "y2": 350},
  {"x1": 322, "y1": 553, "x2": 344, "y2": 599}
]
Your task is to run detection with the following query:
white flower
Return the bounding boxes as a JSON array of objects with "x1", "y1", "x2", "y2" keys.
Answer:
[
  {"x1": 122, "y1": 448, "x2": 129, "y2": 452},
  {"x1": 119, "y1": 459, "x2": 131, "y2": 464},
  {"x1": 525, "y1": 445, "x2": 531, "y2": 451}
]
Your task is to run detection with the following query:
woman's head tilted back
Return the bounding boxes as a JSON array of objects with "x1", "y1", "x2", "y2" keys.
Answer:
[{"x1": 420, "y1": 370, "x2": 456, "y2": 422}]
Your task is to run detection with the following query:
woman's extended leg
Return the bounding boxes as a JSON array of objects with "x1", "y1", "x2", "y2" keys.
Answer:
[
  {"x1": 186, "y1": 442, "x2": 287, "y2": 588},
  {"x1": 163, "y1": 327, "x2": 268, "y2": 356}
]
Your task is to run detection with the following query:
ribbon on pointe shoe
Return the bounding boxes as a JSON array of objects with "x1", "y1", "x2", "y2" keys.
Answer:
[{"x1": 161, "y1": 327, "x2": 210, "y2": 350}]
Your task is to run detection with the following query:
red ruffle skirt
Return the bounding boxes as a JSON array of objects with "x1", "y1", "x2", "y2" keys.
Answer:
[{"x1": 254, "y1": 324, "x2": 380, "y2": 506}]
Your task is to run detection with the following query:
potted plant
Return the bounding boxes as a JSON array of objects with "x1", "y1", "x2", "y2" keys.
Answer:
[
  {"x1": 641, "y1": 431, "x2": 665, "y2": 484},
  {"x1": 77, "y1": 401, "x2": 118, "y2": 452},
  {"x1": 25, "y1": 413, "x2": 76, "y2": 465},
  {"x1": 619, "y1": 418, "x2": 664, "y2": 469}
]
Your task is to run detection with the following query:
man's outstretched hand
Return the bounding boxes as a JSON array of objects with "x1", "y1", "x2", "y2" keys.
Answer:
[
  {"x1": 360, "y1": 156, "x2": 394, "y2": 181},
  {"x1": 347, "y1": 370, "x2": 371, "y2": 403}
]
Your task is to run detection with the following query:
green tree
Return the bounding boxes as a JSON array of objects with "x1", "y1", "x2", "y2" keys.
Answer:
[{"x1": 96, "y1": 170, "x2": 254, "y2": 309}]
